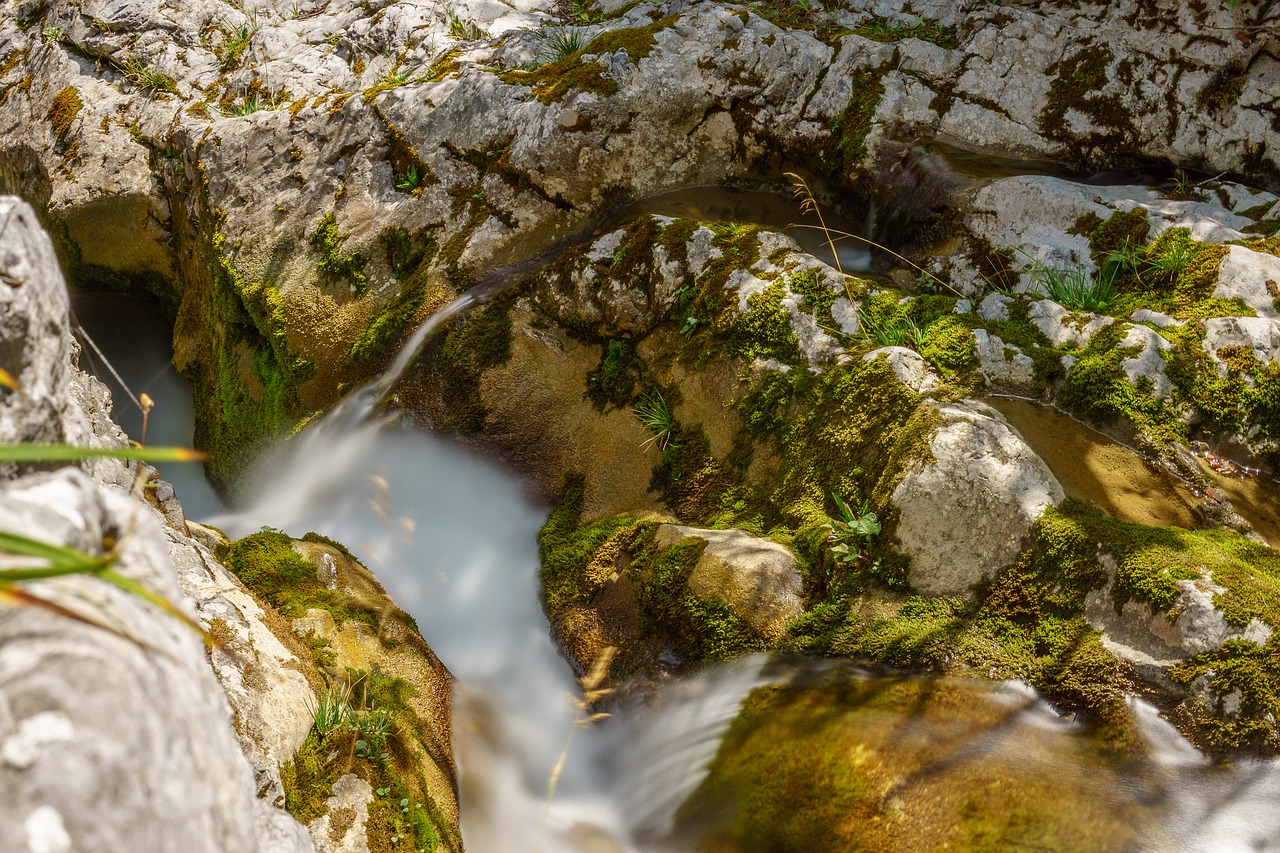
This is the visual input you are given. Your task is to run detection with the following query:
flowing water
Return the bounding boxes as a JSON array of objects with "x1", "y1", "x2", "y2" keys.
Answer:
[{"x1": 74, "y1": 188, "x2": 1280, "y2": 851}]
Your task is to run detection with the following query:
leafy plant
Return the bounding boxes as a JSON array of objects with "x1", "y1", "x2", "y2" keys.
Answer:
[
  {"x1": 824, "y1": 493, "x2": 881, "y2": 565},
  {"x1": 633, "y1": 391, "x2": 679, "y2": 451},
  {"x1": 215, "y1": 23, "x2": 256, "y2": 70},
  {"x1": 42, "y1": 26, "x2": 61, "y2": 46},
  {"x1": 311, "y1": 684, "x2": 355, "y2": 735},
  {"x1": 394, "y1": 163, "x2": 422, "y2": 192},
  {"x1": 447, "y1": 15, "x2": 487, "y2": 41}
]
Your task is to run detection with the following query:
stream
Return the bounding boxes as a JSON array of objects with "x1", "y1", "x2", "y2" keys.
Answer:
[{"x1": 71, "y1": 178, "x2": 1280, "y2": 852}]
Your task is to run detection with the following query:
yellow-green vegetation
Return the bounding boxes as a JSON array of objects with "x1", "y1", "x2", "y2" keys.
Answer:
[
  {"x1": 310, "y1": 212, "x2": 369, "y2": 292},
  {"x1": 495, "y1": 16, "x2": 677, "y2": 103},
  {"x1": 225, "y1": 530, "x2": 460, "y2": 851},
  {"x1": 348, "y1": 228, "x2": 442, "y2": 369},
  {"x1": 224, "y1": 531, "x2": 379, "y2": 626},
  {"x1": 187, "y1": 211, "x2": 313, "y2": 485},
  {"x1": 850, "y1": 14, "x2": 959, "y2": 48},
  {"x1": 675, "y1": 674, "x2": 1154, "y2": 853},
  {"x1": 46, "y1": 86, "x2": 82, "y2": 140},
  {"x1": 826, "y1": 71, "x2": 885, "y2": 179},
  {"x1": 1171, "y1": 634, "x2": 1280, "y2": 753},
  {"x1": 1197, "y1": 59, "x2": 1247, "y2": 112}
]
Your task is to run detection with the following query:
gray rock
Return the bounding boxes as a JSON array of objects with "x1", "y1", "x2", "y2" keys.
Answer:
[
  {"x1": 652, "y1": 524, "x2": 803, "y2": 641},
  {"x1": 977, "y1": 292, "x2": 1011, "y2": 323},
  {"x1": 1202, "y1": 316, "x2": 1280, "y2": 374},
  {"x1": 860, "y1": 346, "x2": 938, "y2": 395},
  {"x1": 1211, "y1": 245, "x2": 1280, "y2": 319},
  {"x1": 1130, "y1": 308, "x2": 1182, "y2": 328},
  {"x1": 972, "y1": 329, "x2": 1037, "y2": 394},
  {"x1": 0, "y1": 469, "x2": 311, "y2": 853},
  {"x1": 892, "y1": 401, "x2": 1064, "y2": 596},
  {"x1": 309, "y1": 774, "x2": 375, "y2": 853},
  {"x1": 1028, "y1": 299, "x2": 1113, "y2": 349},
  {"x1": 1117, "y1": 323, "x2": 1173, "y2": 401}
]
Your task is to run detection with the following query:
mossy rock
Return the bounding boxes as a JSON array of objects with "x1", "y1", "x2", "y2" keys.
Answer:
[{"x1": 676, "y1": 671, "x2": 1158, "y2": 852}]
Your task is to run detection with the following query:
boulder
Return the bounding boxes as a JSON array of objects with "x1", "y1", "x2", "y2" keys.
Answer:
[
  {"x1": 892, "y1": 401, "x2": 1065, "y2": 596},
  {"x1": 652, "y1": 524, "x2": 803, "y2": 642}
]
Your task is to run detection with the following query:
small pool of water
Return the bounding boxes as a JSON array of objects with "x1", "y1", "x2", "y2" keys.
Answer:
[
  {"x1": 70, "y1": 291, "x2": 225, "y2": 521},
  {"x1": 986, "y1": 396, "x2": 1202, "y2": 530}
]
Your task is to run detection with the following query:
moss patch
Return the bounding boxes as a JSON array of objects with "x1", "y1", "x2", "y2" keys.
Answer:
[
  {"x1": 225, "y1": 531, "x2": 378, "y2": 626},
  {"x1": 310, "y1": 212, "x2": 369, "y2": 293},
  {"x1": 46, "y1": 85, "x2": 82, "y2": 140},
  {"x1": 435, "y1": 294, "x2": 514, "y2": 432}
]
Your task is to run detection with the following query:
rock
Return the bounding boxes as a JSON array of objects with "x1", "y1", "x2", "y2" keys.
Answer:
[
  {"x1": 652, "y1": 524, "x2": 803, "y2": 642},
  {"x1": 860, "y1": 346, "x2": 938, "y2": 394},
  {"x1": 977, "y1": 292, "x2": 1012, "y2": 323},
  {"x1": 1028, "y1": 299, "x2": 1113, "y2": 349},
  {"x1": 972, "y1": 329, "x2": 1037, "y2": 393},
  {"x1": 892, "y1": 401, "x2": 1065, "y2": 596},
  {"x1": 1211, "y1": 245, "x2": 1280, "y2": 319},
  {"x1": 0, "y1": 195, "x2": 314, "y2": 851},
  {"x1": 1130, "y1": 308, "x2": 1182, "y2": 328},
  {"x1": 0, "y1": 469, "x2": 312, "y2": 853},
  {"x1": 1202, "y1": 316, "x2": 1280, "y2": 374},
  {"x1": 308, "y1": 774, "x2": 375, "y2": 853},
  {"x1": 1116, "y1": 323, "x2": 1172, "y2": 401},
  {"x1": 1085, "y1": 557, "x2": 1273, "y2": 685}
]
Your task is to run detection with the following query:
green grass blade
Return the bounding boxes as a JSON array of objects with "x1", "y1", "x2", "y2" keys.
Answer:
[
  {"x1": 0, "y1": 530, "x2": 112, "y2": 571},
  {"x1": 0, "y1": 444, "x2": 205, "y2": 463}
]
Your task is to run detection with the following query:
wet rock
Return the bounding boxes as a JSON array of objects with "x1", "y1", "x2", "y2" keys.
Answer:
[
  {"x1": 892, "y1": 401, "x2": 1065, "y2": 596},
  {"x1": 652, "y1": 524, "x2": 803, "y2": 642}
]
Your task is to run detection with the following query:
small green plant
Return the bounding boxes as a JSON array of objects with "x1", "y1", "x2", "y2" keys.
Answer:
[
  {"x1": 1020, "y1": 252, "x2": 1119, "y2": 313},
  {"x1": 532, "y1": 27, "x2": 588, "y2": 65},
  {"x1": 824, "y1": 493, "x2": 881, "y2": 565},
  {"x1": 42, "y1": 26, "x2": 61, "y2": 46},
  {"x1": 216, "y1": 23, "x2": 256, "y2": 71},
  {"x1": 394, "y1": 163, "x2": 422, "y2": 192},
  {"x1": 447, "y1": 15, "x2": 487, "y2": 41},
  {"x1": 311, "y1": 684, "x2": 355, "y2": 735},
  {"x1": 122, "y1": 55, "x2": 178, "y2": 94},
  {"x1": 633, "y1": 391, "x2": 679, "y2": 451},
  {"x1": 857, "y1": 308, "x2": 924, "y2": 350}
]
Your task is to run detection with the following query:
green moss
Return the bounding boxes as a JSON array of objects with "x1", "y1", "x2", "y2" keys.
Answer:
[
  {"x1": 723, "y1": 281, "x2": 803, "y2": 364},
  {"x1": 586, "y1": 339, "x2": 643, "y2": 408},
  {"x1": 678, "y1": 674, "x2": 1150, "y2": 852},
  {"x1": 1037, "y1": 45, "x2": 1137, "y2": 164},
  {"x1": 309, "y1": 212, "x2": 369, "y2": 293},
  {"x1": 1170, "y1": 635, "x2": 1280, "y2": 753},
  {"x1": 46, "y1": 85, "x2": 82, "y2": 139},
  {"x1": 1196, "y1": 59, "x2": 1247, "y2": 112},
  {"x1": 283, "y1": 730, "x2": 346, "y2": 824},
  {"x1": 225, "y1": 531, "x2": 377, "y2": 626},
  {"x1": 919, "y1": 314, "x2": 977, "y2": 377},
  {"x1": 349, "y1": 242, "x2": 440, "y2": 370},
  {"x1": 538, "y1": 473, "x2": 649, "y2": 617},
  {"x1": 496, "y1": 17, "x2": 675, "y2": 103},
  {"x1": 436, "y1": 294, "x2": 514, "y2": 432},
  {"x1": 827, "y1": 71, "x2": 885, "y2": 177},
  {"x1": 1087, "y1": 208, "x2": 1150, "y2": 264},
  {"x1": 850, "y1": 14, "x2": 959, "y2": 48},
  {"x1": 627, "y1": 531, "x2": 765, "y2": 662}
]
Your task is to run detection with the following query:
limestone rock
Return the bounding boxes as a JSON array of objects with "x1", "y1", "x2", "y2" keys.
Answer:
[
  {"x1": 1202, "y1": 316, "x2": 1280, "y2": 374},
  {"x1": 652, "y1": 524, "x2": 803, "y2": 642},
  {"x1": 1028, "y1": 299, "x2": 1113, "y2": 349},
  {"x1": 1212, "y1": 245, "x2": 1280, "y2": 319},
  {"x1": 309, "y1": 774, "x2": 375, "y2": 853},
  {"x1": 892, "y1": 401, "x2": 1065, "y2": 596},
  {"x1": 860, "y1": 346, "x2": 938, "y2": 395},
  {"x1": 1116, "y1": 323, "x2": 1172, "y2": 401},
  {"x1": 0, "y1": 469, "x2": 313, "y2": 853},
  {"x1": 972, "y1": 329, "x2": 1037, "y2": 394}
]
